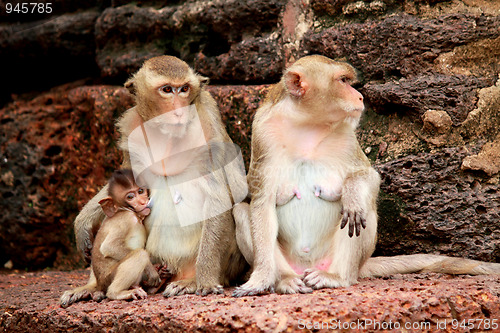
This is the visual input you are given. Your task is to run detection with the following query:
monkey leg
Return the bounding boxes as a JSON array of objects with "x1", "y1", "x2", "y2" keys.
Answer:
[
  {"x1": 304, "y1": 209, "x2": 377, "y2": 289},
  {"x1": 233, "y1": 202, "x2": 254, "y2": 264},
  {"x1": 60, "y1": 268, "x2": 98, "y2": 308},
  {"x1": 233, "y1": 203, "x2": 311, "y2": 295},
  {"x1": 106, "y1": 249, "x2": 153, "y2": 300}
]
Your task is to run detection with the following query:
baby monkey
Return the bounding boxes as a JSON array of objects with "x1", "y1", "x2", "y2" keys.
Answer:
[{"x1": 60, "y1": 169, "x2": 161, "y2": 307}]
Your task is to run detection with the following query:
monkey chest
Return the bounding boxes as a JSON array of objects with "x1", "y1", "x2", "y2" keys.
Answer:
[{"x1": 275, "y1": 161, "x2": 343, "y2": 255}]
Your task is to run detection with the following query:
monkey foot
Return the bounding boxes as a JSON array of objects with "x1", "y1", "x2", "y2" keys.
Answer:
[
  {"x1": 92, "y1": 291, "x2": 106, "y2": 302},
  {"x1": 163, "y1": 278, "x2": 197, "y2": 297},
  {"x1": 195, "y1": 284, "x2": 224, "y2": 296},
  {"x1": 60, "y1": 289, "x2": 92, "y2": 308},
  {"x1": 303, "y1": 269, "x2": 352, "y2": 289},
  {"x1": 276, "y1": 275, "x2": 313, "y2": 294},
  {"x1": 232, "y1": 280, "x2": 275, "y2": 297}
]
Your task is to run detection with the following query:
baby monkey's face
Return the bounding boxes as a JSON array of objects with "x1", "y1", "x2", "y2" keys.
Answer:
[{"x1": 123, "y1": 186, "x2": 151, "y2": 217}]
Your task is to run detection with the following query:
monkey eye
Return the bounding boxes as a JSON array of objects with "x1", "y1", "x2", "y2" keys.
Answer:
[
  {"x1": 126, "y1": 192, "x2": 135, "y2": 201},
  {"x1": 138, "y1": 188, "x2": 146, "y2": 195},
  {"x1": 180, "y1": 85, "x2": 190, "y2": 93},
  {"x1": 340, "y1": 76, "x2": 351, "y2": 84},
  {"x1": 160, "y1": 85, "x2": 173, "y2": 93}
]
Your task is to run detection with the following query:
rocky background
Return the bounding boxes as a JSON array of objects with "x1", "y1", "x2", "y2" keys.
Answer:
[
  {"x1": 0, "y1": 0, "x2": 499, "y2": 279},
  {"x1": 1, "y1": 0, "x2": 500, "y2": 330},
  {"x1": 1, "y1": 0, "x2": 498, "y2": 271}
]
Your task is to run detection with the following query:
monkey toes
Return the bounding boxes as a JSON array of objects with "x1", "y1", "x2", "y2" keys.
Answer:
[
  {"x1": 196, "y1": 284, "x2": 224, "y2": 296},
  {"x1": 163, "y1": 278, "x2": 197, "y2": 297},
  {"x1": 276, "y1": 275, "x2": 313, "y2": 294},
  {"x1": 303, "y1": 269, "x2": 346, "y2": 289}
]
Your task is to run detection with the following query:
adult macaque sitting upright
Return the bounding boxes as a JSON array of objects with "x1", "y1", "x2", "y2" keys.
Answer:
[
  {"x1": 72, "y1": 55, "x2": 248, "y2": 298},
  {"x1": 233, "y1": 54, "x2": 500, "y2": 297}
]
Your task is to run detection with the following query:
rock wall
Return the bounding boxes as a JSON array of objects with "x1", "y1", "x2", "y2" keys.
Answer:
[{"x1": 0, "y1": 0, "x2": 499, "y2": 270}]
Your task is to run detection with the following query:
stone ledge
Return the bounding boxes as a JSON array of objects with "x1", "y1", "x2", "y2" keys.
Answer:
[{"x1": 1, "y1": 270, "x2": 499, "y2": 332}]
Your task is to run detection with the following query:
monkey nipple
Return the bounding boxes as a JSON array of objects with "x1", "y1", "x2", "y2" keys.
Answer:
[
  {"x1": 302, "y1": 247, "x2": 310, "y2": 253},
  {"x1": 293, "y1": 188, "x2": 302, "y2": 200}
]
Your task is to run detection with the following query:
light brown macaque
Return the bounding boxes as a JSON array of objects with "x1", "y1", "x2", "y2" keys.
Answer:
[
  {"x1": 233, "y1": 55, "x2": 500, "y2": 296},
  {"x1": 60, "y1": 169, "x2": 160, "y2": 307},
  {"x1": 72, "y1": 55, "x2": 247, "y2": 298}
]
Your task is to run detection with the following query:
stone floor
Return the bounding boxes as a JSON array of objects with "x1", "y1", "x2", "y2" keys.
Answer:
[{"x1": 1, "y1": 269, "x2": 499, "y2": 332}]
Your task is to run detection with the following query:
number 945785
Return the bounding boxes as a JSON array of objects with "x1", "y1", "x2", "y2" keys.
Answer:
[{"x1": 5, "y1": 3, "x2": 52, "y2": 14}]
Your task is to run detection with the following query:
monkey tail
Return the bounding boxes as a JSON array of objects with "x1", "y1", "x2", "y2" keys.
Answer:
[{"x1": 359, "y1": 254, "x2": 500, "y2": 278}]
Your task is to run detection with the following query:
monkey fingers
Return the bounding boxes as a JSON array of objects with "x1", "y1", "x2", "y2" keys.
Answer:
[
  {"x1": 130, "y1": 287, "x2": 148, "y2": 300},
  {"x1": 163, "y1": 278, "x2": 197, "y2": 297},
  {"x1": 92, "y1": 291, "x2": 106, "y2": 302},
  {"x1": 340, "y1": 208, "x2": 366, "y2": 237},
  {"x1": 232, "y1": 281, "x2": 275, "y2": 297},
  {"x1": 83, "y1": 239, "x2": 93, "y2": 264},
  {"x1": 196, "y1": 284, "x2": 224, "y2": 296},
  {"x1": 303, "y1": 269, "x2": 344, "y2": 289},
  {"x1": 276, "y1": 275, "x2": 313, "y2": 294}
]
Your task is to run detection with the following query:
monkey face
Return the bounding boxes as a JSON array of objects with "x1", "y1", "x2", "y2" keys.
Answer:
[
  {"x1": 122, "y1": 185, "x2": 151, "y2": 217},
  {"x1": 284, "y1": 56, "x2": 365, "y2": 125}
]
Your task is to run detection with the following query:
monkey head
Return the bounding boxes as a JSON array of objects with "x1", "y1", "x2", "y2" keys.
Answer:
[
  {"x1": 98, "y1": 169, "x2": 151, "y2": 218},
  {"x1": 282, "y1": 55, "x2": 364, "y2": 126},
  {"x1": 125, "y1": 55, "x2": 209, "y2": 136}
]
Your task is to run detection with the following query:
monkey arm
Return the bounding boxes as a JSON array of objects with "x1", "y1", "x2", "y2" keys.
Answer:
[
  {"x1": 74, "y1": 185, "x2": 108, "y2": 261},
  {"x1": 340, "y1": 166, "x2": 381, "y2": 237}
]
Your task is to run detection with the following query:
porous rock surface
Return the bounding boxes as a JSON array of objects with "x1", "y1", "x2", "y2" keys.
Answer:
[{"x1": 2, "y1": 270, "x2": 500, "y2": 332}]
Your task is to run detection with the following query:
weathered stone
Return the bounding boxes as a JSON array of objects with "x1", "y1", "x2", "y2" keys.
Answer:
[
  {"x1": 362, "y1": 74, "x2": 494, "y2": 125},
  {"x1": 2, "y1": 270, "x2": 500, "y2": 332},
  {"x1": 303, "y1": 14, "x2": 500, "y2": 81},
  {"x1": 0, "y1": 85, "x2": 131, "y2": 269},
  {"x1": 0, "y1": 11, "x2": 100, "y2": 102},
  {"x1": 462, "y1": 135, "x2": 500, "y2": 176},
  {"x1": 375, "y1": 144, "x2": 500, "y2": 261}
]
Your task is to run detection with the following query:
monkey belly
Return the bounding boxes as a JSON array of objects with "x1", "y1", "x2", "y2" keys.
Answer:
[
  {"x1": 144, "y1": 186, "x2": 204, "y2": 267},
  {"x1": 277, "y1": 188, "x2": 341, "y2": 267}
]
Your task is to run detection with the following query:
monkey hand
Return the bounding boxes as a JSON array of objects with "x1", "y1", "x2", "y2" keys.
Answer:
[
  {"x1": 340, "y1": 206, "x2": 366, "y2": 238},
  {"x1": 163, "y1": 278, "x2": 197, "y2": 297},
  {"x1": 232, "y1": 273, "x2": 276, "y2": 297},
  {"x1": 303, "y1": 269, "x2": 349, "y2": 289},
  {"x1": 155, "y1": 264, "x2": 174, "y2": 280},
  {"x1": 276, "y1": 274, "x2": 313, "y2": 294}
]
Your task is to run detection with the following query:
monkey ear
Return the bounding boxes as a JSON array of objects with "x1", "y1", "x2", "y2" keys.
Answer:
[
  {"x1": 98, "y1": 197, "x2": 117, "y2": 218},
  {"x1": 198, "y1": 75, "x2": 210, "y2": 87},
  {"x1": 285, "y1": 71, "x2": 309, "y2": 98},
  {"x1": 124, "y1": 78, "x2": 137, "y2": 95}
]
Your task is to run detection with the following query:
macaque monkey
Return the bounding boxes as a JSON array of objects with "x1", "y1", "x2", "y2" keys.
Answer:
[
  {"x1": 72, "y1": 55, "x2": 247, "y2": 298},
  {"x1": 60, "y1": 169, "x2": 160, "y2": 307},
  {"x1": 233, "y1": 55, "x2": 500, "y2": 296}
]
